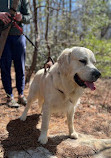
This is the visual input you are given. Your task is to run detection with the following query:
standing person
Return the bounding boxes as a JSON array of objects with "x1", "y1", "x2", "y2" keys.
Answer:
[{"x1": 0, "y1": 0, "x2": 31, "y2": 108}]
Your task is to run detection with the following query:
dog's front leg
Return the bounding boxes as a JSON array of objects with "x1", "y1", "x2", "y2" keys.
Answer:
[
  {"x1": 67, "y1": 106, "x2": 78, "y2": 139},
  {"x1": 20, "y1": 101, "x2": 31, "y2": 121},
  {"x1": 38, "y1": 103, "x2": 51, "y2": 144}
]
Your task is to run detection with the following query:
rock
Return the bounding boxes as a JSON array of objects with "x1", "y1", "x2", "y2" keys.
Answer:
[
  {"x1": 7, "y1": 134, "x2": 111, "y2": 158},
  {"x1": 56, "y1": 133, "x2": 111, "y2": 158},
  {"x1": 8, "y1": 147, "x2": 57, "y2": 158}
]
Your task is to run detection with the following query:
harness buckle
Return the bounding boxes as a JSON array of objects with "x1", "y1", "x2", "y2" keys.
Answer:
[{"x1": 44, "y1": 57, "x2": 54, "y2": 74}]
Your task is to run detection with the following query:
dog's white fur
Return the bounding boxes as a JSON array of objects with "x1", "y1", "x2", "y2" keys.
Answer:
[{"x1": 20, "y1": 47, "x2": 98, "y2": 144}]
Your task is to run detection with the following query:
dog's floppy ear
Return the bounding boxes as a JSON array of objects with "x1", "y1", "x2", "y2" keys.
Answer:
[
  {"x1": 57, "y1": 48, "x2": 72, "y2": 75},
  {"x1": 57, "y1": 48, "x2": 72, "y2": 64}
]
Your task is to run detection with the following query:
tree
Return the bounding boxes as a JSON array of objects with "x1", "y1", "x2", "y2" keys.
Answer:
[{"x1": 25, "y1": 0, "x2": 40, "y2": 84}]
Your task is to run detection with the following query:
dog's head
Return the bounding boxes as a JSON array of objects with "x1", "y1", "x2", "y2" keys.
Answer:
[{"x1": 57, "y1": 47, "x2": 101, "y2": 90}]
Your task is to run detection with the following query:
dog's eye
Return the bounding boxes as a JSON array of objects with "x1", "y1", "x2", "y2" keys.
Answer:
[{"x1": 79, "y1": 59, "x2": 87, "y2": 65}]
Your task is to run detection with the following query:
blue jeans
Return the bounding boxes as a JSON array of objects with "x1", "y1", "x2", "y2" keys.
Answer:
[{"x1": 0, "y1": 35, "x2": 26, "y2": 97}]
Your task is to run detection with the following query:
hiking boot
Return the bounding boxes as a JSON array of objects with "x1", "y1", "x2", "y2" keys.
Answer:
[
  {"x1": 18, "y1": 96, "x2": 27, "y2": 106},
  {"x1": 7, "y1": 97, "x2": 20, "y2": 108}
]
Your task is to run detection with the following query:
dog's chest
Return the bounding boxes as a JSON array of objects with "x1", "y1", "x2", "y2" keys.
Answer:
[
  {"x1": 65, "y1": 89, "x2": 82, "y2": 104},
  {"x1": 50, "y1": 88, "x2": 82, "y2": 113}
]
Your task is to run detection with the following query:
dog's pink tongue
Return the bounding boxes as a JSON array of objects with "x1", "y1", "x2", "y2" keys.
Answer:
[{"x1": 84, "y1": 81, "x2": 96, "y2": 91}]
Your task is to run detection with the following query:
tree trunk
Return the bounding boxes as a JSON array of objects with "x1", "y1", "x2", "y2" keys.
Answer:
[
  {"x1": 54, "y1": 0, "x2": 59, "y2": 44},
  {"x1": 25, "y1": 0, "x2": 39, "y2": 84},
  {"x1": 45, "y1": 0, "x2": 51, "y2": 58}
]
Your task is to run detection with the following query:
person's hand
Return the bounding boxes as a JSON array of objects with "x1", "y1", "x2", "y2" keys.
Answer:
[
  {"x1": 15, "y1": 12, "x2": 22, "y2": 21},
  {"x1": 0, "y1": 12, "x2": 11, "y2": 24}
]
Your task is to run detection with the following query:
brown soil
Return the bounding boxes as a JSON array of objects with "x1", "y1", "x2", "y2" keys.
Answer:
[{"x1": 0, "y1": 68, "x2": 111, "y2": 157}]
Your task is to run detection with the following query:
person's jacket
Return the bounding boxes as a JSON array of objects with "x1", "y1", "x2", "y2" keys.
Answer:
[{"x1": 0, "y1": 0, "x2": 31, "y2": 35}]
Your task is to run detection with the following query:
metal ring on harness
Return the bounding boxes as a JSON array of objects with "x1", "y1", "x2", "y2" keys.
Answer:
[{"x1": 44, "y1": 56, "x2": 54, "y2": 74}]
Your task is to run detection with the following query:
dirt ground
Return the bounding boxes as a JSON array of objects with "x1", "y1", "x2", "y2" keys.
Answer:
[{"x1": 0, "y1": 68, "x2": 111, "y2": 158}]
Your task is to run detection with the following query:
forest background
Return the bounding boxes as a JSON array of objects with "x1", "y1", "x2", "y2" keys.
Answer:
[{"x1": 24, "y1": 0, "x2": 111, "y2": 83}]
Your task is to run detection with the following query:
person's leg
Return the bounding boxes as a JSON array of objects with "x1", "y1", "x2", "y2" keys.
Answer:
[
  {"x1": 12, "y1": 35, "x2": 27, "y2": 105},
  {"x1": 1, "y1": 36, "x2": 20, "y2": 108},
  {"x1": 0, "y1": 36, "x2": 13, "y2": 97}
]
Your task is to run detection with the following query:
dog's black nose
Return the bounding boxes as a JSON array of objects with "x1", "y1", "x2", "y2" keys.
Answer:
[{"x1": 92, "y1": 69, "x2": 101, "y2": 80}]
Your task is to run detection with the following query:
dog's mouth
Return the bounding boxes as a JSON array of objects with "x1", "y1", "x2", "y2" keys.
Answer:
[{"x1": 74, "y1": 73, "x2": 96, "y2": 91}]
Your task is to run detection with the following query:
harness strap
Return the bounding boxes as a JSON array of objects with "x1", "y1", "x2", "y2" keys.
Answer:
[{"x1": 12, "y1": 17, "x2": 23, "y2": 33}]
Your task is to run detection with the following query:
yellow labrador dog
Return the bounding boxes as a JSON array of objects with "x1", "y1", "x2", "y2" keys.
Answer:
[{"x1": 20, "y1": 47, "x2": 101, "y2": 144}]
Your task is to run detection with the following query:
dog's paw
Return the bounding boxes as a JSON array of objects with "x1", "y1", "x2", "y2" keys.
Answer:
[
  {"x1": 20, "y1": 114, "x2": 27, "y2": 121},
  {"x1": 70, "y1": 132, "x2": 78, "y2": 139},
  {"x1": 38, "y1": 134, "x2": 48, "y2": 144}
]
